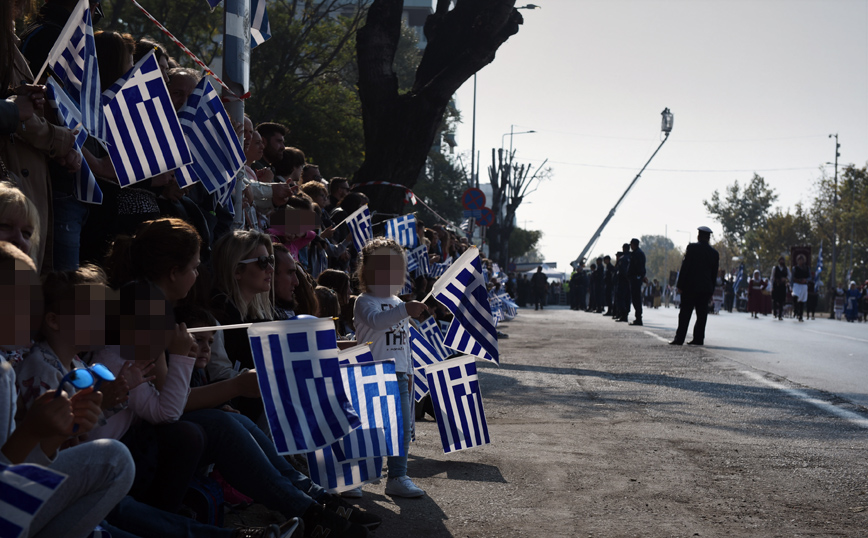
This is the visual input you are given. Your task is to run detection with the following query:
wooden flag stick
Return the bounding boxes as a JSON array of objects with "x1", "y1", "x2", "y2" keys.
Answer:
[{"x1": 187, "y1": 323, "x2": 252, "y2": 333}]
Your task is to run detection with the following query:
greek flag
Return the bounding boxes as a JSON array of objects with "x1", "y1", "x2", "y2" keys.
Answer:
[
  {"x1": 215, "y1": 176, "x2": 237, "y2": 214},
  {"x1": 333, "y1": 359, "x2": 403, "y2": 461},
  {"x1": 496, "y1": 292, "x2": 518, "y2": 319},
  {"x1": 248, "y1": 318, "x2": 361, "y2": 455},
  {"x1": 425, "y1": 355, "x2": 490, "y2": 454},
  {"x1": 733, "y1": 263, "x2": 745, "y2": 294},
  {"x1": 343, "y1": 205, "x2": 372, "y2": 253},
  {"x1": 383, "y1": 214, "x2": 418, "y2": 248},
  {"x1": 250, "y1": 0, "x2": 271, "y2": 48},
  {"x1": 428, "y1": 257, "x2": 453, "y2": 279},
  {"x1": 338, "y1": 344, "x2": 374, "y2": 366},
  {"x1": 37, "y1": 3, "x2": 104, "y2": 143},
  {"x1": 177, "y1": 78, "x2": 245, "y2": 193},
  {"x1": 306, "y1": 445, "x2": 383, "y2": 494},
  {"x1": 0, "y1": 462, "x2": 68, "y2": 538},
  {"x1": 406, "y1": 244, "x2": 429, "y2": 277},
  {"x1": 410, "y1": 326, "x2": 445, "y2": 402},
  {"x1": 45, "y1": 79, "x2": 102, "y2": 204},
  {"x1": 419, "y1": 317, "x2": 450, "y2": 360},
  {"x1": 488, "y1": 295, "x2": 504, "y2": 326},
  {"x1": 430, "y1": 248, "x2": 499, "y2": 364},
  {"x1": 102, "y1": 51, "x2": 192, "y2": 186},
  {"x1": 223, "y1": 0, "x2": 250, "y2": 92},
  {"x1": 400, "y1": 271, "x2": 414, "y2": 296},
  {"x1": 814, "y1": 241, "x2": 823, "y2": 286}
]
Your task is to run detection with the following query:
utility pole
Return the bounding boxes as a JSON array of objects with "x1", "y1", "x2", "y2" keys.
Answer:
[{"x1": 828, "y1": 133, "x2": 839, "y2": 317}]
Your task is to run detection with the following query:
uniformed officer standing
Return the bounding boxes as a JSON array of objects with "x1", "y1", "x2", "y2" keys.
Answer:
[
  {"x1": 628, "y1": 238, "x2": 646, "y2": 326},
  {"x1": 670, "y1": 226, "x2": 720, "y2": 345}
]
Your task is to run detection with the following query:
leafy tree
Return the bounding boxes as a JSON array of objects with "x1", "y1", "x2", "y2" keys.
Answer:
[
  {"x1": 509, "y1": 228, "x2": 542, "y2": 261},
  {"x1": 639, "y1": 235, "x2": 683, "y2": 284},
  {"x1": 704, "y1": 173, "x2": 778, "y2": 266},
  {"x1": 412, "y1": 152, "x2": 466, "y2": 226},
  {"x1": 751, "y1": 204, "x2": 815, "y2": 273},
  {"x1": 354, "y1": 0, "x2": 523, "y2": 215}
]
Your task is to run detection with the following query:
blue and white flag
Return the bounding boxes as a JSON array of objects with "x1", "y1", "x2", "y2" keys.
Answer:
[
  {"x1": 400, "y1": 271, "x2": 414, "y2": 296},
  {"x1": 306, "y1": 445, "x2": 383, "y2": 494},
  {"x1": 419, "y1": 317, "x2": 450, "y2": 360},
  {"x1": 814, "y1": 240, "x2": 823, "y2": 286},
  {"x1": 338, "y1": 344, "x2": 375, "y2": 366},
  {"x1": 0, "y1": 462, "x2": 68, "y2": 538},
  {"x1": 430, "y1": 248, "x2": 499, "y2": 364},
  {"x1": 102, "y1": 51, "x2": 192, "y2": 186},
  {"x1": 410, "y1": 325, "x2": 446, "y2": 402},
  {"x1": 215, "y1": 175, "x2": 237, "y2": 214},
  {"x1": 37, "y1": 3, "x2": 104, "y2": 143},
  {"x1": 496, "y1": 292, "x2": 518, "y2": 320},
  {"x1": 177, "y1": 78, "x2": 245, "y2": 193},
  {"x1": 250, "y1": 0, "x2": 272, "y2": 48},
  {"x1": 406, "y1": 244, "x2": 430, "y2": 277},
  {"x1": 343, "y1": 205, "x2": 372, "y2": 253},
  {"x1": 383, "y1": 214, "x2": 419, "y2": 248},
  {"x1": 223, "y1": 0, "x2": 250, "y2": 92},
  {"x1": 428, "y1": 257, "x2": 453, "y2": 279},
  {"x1": 333, "y1": 359, "x2": 403, "y2": 461},
  {"x1": 488, "y1": 295, "x2": 503, "y2": 326},
  {"x1": 733, "y1": 263, "x2": 745, "y2": 293},
  {"x1": 45, "y1": 79, "x2": 102, "y2": 204},
  {"x1": 425, "y1": 355, "x2": 490, "y2": 454},
  {"x1": 248, "y1": 318, "x2": 361, "y2": 455}
]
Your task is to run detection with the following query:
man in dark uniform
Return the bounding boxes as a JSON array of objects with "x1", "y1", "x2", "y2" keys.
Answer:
[
  {"x1": 616, "y1": 244, "x2": 632, "y2": 322},
  {"x1": 603, "y1": 255, "x2": 615, "y2": 316},
  {"x1": 593, "y1": 258, "x2": 605, "y2": 313},
  {"x1": 670, "y1": 226, "x2": 720, "y2": 345},
  {"x1": 628, "y1": 238, "x2": 646, "y2": 325},
  {"x1": 531, "y1": 266, "x2": 548, "y2": 311}
]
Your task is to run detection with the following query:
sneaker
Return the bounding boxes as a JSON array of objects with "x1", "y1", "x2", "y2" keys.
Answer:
[
  {"x1": 340, "y1": 486, "x2": 363, "y2": 499},
  {"x1": 385, "y1": 476, "x2": 425, "y2": 498},
  {"x1": 233, "y1": 525, "x2": 281, "y2": 538},
  {"x1": 322, "y1": 493, "x2": 381, "y2": 530},
  {"x1": 302, "y1": 503, "x2": 368, "y2": 538}
]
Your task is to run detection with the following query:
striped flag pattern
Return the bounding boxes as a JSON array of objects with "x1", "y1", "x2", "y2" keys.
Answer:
[
  {"x1": 338, "y1": 344, "x2": 375, "y2": 366},
  {"x1": 333, "y1": 360, "x2": 403, "y2": 461},
  {"x1": 400, "y1": 271, "x2": 414, "y2": 296},
  {"x1": 39, "y1": 3, "x2": 104, "y2": 142},
  {"x1": 250, "y1": 0, "x2": 272, "y2": 48},
  {"x1": 495, "y1": 292, "x2": 518, "y2": 319},
  {"x1": 306, "y1": 445, "x2": 383, "y2": 494},
  {"x1": 430, "y1": 249, "x2": 499, "y2": 364},
  {"x1": 102, "y1": 51, "x2": 192, "y2": 186},
  {"x1": 406, "y1": 245, "x2": 429, "y2": 277},
  {"x1": 488, "y1": 295, "x2": 504, "y2": 326},
  {"x1": 45, "y1": 79, "x2": 102, "y2": 204},
  {"x1": 224, "y1": 0, "x2": 250, "y2": 92},
  {"x1": 410, "y1": 326, "x2": 446, "y2": 402},
  {"x1": 343, "y1": 205, "x2": 372, "y2": 253},
  {"x1": 419, "y1": 317, "x2": 450, "y2": 361},
  {"x1": 177, "y1": 78, "x2": 246, "y2": 193},
  {"x1": 425, "y1": 355, "x2": 490, "y2": 454},
  {"x1": 247, "y1": 318, "x2": 361, "y2": 455},
  {"x1": 0, "y1": 462, "x2": 68, "y2": 538},
  {"x1": 383, "y1": 214, "x2": 419, "y2": 248},
  {"x1": 428, "y1": 257, "x2": 453, "y2": 279}
]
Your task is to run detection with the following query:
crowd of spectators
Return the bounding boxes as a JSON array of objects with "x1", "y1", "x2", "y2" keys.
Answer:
[{"x1": 1, "y1": 2, "x2": 509, "y2": 538}]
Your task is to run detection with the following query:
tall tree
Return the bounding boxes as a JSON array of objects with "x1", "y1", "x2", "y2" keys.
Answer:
[
  {"x1": 704, "y1": 173, "x2": 778, "y2": 266},
  {"x1": 639, "y1": 235, "x2": 684, "y2": 284},
  {"x1": 354, "y1": 0, "x2": 523, "y2": 215}
]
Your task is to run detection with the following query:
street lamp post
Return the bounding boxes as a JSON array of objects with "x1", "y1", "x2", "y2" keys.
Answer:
[
  {"x1": 828, "y1": 134, "x2": 839, "y2": 317},
  {"x1": 501, "y1": 125, "x2": 536, "y2": 157}
]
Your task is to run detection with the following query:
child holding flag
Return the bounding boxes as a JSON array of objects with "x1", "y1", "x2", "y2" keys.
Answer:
[{"x1": 354, "y1": 238, "x2": 430, "y2": 498}]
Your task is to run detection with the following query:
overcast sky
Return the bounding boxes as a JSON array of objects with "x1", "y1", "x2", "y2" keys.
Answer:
[{"x1": 452, "y1": 0, "x2": 868, "y2": 271}]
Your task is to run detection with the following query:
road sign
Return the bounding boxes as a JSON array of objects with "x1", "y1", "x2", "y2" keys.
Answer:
[
  {"x1": 476, "y1": 207, "x2": 494, "y2": 227},
  {"x1": 462, "y1": 188, "x2": 486, "y2": 211}
]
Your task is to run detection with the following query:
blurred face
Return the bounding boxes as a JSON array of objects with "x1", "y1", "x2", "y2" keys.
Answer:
[
  {"x1": 51, "y1": 284, "x2": 110, "y2": 350},
  {"x1": 332, "y1": 181, "x2": 349, "y2": 201},
  {"x1": 630, "y1": 241, "x2": 639, "y2": 251},
  {"x1": 364, "y1": 246, "x2": 406, "y2": 297},
  {"x1": 779, "y1": 258, "x2": 785, "y2": 266},
  {"x1": 236, "y1": 244, "x2": 274, "y2": 297},
  {"x1": 168, "y1": 74, "x2": 197, "y2": 111},
  {"x1": 164, "y1": 252, "x2": 200, "y2": 303},
  {"x1": 0, "y1": 213, "x2": 34, "y2": 255},
  {"x1": 246, "y1": 132, "x2": 264, "y2": 164},
  {"x1": 273, "y1": 250, "x2": 299, "y2": 303},
  {"x1": 263, "y1": 133, "x2": 284, "y2": 162},
  {"x1": 243, "y1": 117, "x2": 254, "y2": 152},
  {"x1": 193, "y1": 330, "x2": 214, "y2": 369},
  {"x1": 0, "y1": 262, "x2": 41, "y2": 349}
]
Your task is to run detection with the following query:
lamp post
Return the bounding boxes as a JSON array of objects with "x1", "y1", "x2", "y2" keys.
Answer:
[
  {"x1": 572, "y1": 108, "x2": 674, "y2": 268},
  {"x1": 516, "y1": 4, "x2": 542, "y2": 9},
  {"x1": 828, "y1": 134, "x2": 839, "y2": 317},
  {"x1": 501, "y1": 125, "x2": 536, "y2": 157}
]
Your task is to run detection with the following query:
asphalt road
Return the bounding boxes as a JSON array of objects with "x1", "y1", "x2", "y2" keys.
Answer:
[{"x1": 637, "y1": 305, "x2": 868, "y2": 409}]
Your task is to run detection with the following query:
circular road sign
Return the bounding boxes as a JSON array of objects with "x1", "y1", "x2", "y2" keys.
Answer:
[
  {"x1": 476, "y1": 207, "x2": 495, "y2": 227},
  {"x1": 462, "y1": 188, "x2": 486, "y2": 211}
]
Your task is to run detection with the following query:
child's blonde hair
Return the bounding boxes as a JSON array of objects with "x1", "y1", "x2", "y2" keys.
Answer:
[
  {"x1": 0, "y1": 182, "x2": 40, "y2": 260},
  {"x1": 355, "y1": 237, "x2": 406, "y2": 293}
]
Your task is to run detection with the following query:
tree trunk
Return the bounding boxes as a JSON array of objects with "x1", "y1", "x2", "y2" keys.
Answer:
[{"x1": 354, "y1": 0, "x2": 522, "y2": 216}]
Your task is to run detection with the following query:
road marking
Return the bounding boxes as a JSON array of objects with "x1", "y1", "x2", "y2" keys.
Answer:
[
  {"x1": 801, "y1": 329, "x2": 868, "y2": 344},
  {"x1": 644, "y1": 330, "x2": 669, "y2": 343},
  {"x1": 741, "y1": 370, "x2": 868, "y2": 429}
]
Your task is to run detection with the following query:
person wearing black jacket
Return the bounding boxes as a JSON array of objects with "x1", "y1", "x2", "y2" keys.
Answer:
[
  {"x1": 603, "y1": 255, "x2": 615, "y2": 315},
  {"x1": 628, "y1": 238, "x2": 646, "y2": 325},
  {"x1": 670, "y1": 226, "x2": 720, "y2": 345}
]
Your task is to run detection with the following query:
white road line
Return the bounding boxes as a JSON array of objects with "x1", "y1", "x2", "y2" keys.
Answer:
[
  {"x1": 741, "y1": 370, "x2": 868, "y2": 429},
  {"x1": 644, "y1": 330, "x2": 669, "y2": 343},
  {"x1": 801, "y1": 329, "x2": 868, "y2": 344}
]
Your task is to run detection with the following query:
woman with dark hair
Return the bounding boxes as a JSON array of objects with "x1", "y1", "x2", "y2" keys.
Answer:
[
  {"x1": 317, "y1": 268, "x2": 352, "y2": 334},
  {"x1": 275, "y1": 146, "x2": 306, "y2": 186},
  {"x1": 133, "y1": 37, "x2": 171, "y2": 81}
]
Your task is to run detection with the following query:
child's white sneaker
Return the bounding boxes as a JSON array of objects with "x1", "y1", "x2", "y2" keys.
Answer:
[{"x1": 385, "y1": 476, "x2": 425, "y2": 498}]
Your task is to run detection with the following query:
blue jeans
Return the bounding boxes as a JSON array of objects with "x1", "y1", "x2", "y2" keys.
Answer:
[
  {"x1": 387, "y1": 372, "x2": 412, "y2": 478},
  {"x1": 104, "y1": 496, "x2": 234, "y2": 538},
  {"x1": 182, "y1": 409, "x2": 323, "y2": 518},
  {"x1": 52, "y1": 191, "x2": 89, "y2": 271}
]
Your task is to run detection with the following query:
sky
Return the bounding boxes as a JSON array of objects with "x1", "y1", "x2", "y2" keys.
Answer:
[{"x1": 451, "y1": 0, "x2": 868, "y2": 271}]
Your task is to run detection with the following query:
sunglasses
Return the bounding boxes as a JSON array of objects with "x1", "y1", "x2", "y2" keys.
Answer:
[
  {"x1": 239, "y1": 254, "x2": 275, "y2": 270},
  {"x1": 54, "y1": 363, "x2": 116, "y2": 398}
]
